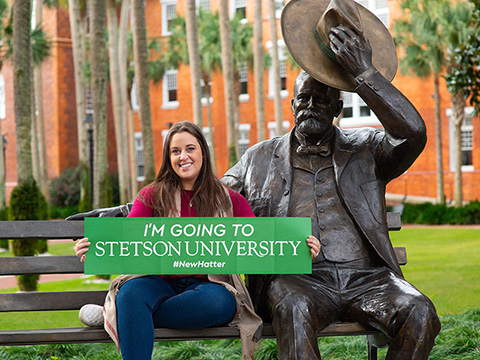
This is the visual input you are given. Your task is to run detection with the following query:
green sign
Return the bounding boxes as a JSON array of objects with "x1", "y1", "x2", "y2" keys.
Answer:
[{"x1": 84, "y1": 217, "x2": 312, "y2": 275}]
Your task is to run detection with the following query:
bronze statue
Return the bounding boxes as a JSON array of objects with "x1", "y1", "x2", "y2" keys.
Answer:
[{"x1": 221, "y1": 0, "x2": 441, "y2": 359}]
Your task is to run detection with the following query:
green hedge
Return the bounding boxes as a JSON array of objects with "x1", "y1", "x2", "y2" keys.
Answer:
[{"x1": 400, "y1": 201, "x2": 480, "y2": 225}]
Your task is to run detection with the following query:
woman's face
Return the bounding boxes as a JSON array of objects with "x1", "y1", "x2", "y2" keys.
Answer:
[{"x1": 169, "y1": 131, "x2": 203, "y2": 190}]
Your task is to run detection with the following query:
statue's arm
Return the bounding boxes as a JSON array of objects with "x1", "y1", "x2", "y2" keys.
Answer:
[
  {"x1": 221, "y1": 152, "x2": 249, "y2": 195},
  {"x1": 330, "y1": 25, "x2": 426, "y2": 177},
  {"x1": 66, "y1": 203, "x2": 132, "y2": 220}
]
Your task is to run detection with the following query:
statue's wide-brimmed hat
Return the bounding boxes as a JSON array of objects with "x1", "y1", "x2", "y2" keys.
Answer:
[{"x1": 281, "y1": 0, "x2": 397, "y2": 91}]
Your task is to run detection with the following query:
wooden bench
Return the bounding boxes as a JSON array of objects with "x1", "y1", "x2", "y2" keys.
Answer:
[{"x1": 0, "y1": 214, "x2": 405, "y2": 360}]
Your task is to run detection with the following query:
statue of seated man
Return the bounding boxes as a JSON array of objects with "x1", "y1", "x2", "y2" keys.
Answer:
[
  {"x1": 222, "y1": 0, "x2": 441, "y2": 359},
  {"x1": 69, "y1": 1, "x2": 441, "y2": 358}
]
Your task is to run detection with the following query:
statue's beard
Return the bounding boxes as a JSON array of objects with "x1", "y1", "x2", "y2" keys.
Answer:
[{"x1": 296, "y1": 110, "x2": 332, "y2": 141}]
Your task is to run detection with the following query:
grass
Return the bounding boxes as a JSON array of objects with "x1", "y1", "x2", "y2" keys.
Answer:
[
  {"x1": 1, "y1": 227, "x2": 479, "y2": 359},
  {"x1": 390, "y1": 227, "x2": 480, "y2": 315}
]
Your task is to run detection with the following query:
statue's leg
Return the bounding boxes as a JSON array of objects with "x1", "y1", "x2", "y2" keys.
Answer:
[
  {"x1": 342, "y1": 267, "x2": 441, "y2": 360},
  {"x1": 266, "y1": 272, "x2": 337, "y2": 360}
]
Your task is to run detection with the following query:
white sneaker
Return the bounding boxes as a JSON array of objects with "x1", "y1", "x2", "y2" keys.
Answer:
[{"x1": 79, "y1": 304, "x2": 104, "y2": 327}]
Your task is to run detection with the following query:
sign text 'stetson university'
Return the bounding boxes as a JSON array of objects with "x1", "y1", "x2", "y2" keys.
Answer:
[{"x1": 84, "y1": 217, "x2": 312, "y2": 275}]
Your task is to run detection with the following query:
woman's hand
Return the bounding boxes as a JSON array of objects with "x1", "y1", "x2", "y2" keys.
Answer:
[
  {"x1": 307, "y1": 235, "x2": 321, "y2": 259},
  {"x1": 74, "y1": 238, "x2": 90, "y2": 263}
]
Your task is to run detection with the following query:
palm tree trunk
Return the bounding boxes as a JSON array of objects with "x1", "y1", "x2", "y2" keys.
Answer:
[
  {"x1": 90, "y1": 0, "x2": 109, "y2": 208},
  {"x1": 0, "y1": 114, "x2": 5, "y2": 210},
  {"x1": 433, "y1": 75, "x2": 445, "y2": 204},
  {"x1": 13, "y1": 0, "x2": 33, "y2": 184},
  {"x1": 203, "y1": 76, "x2": 216, "y2": 172},
  {"x1": 68, "y1": 0, "x2": 89, "y2": 206},
  {"x1": 107, "y1": 0, "x2": 129, "y2": 204},
  {"x1": 118, "y1": 0, "x2": 131, "y2": 201},
  {"x1": 131, "y1": 0, "x2": 155, "y2": 183},
  {"x1": 268, "y1": 0, "x2": 285, "y2": 136},
  {"x1": 31, "y1": 50, "x2": 40, "y2": 187},
  {"x1": 34, "y1": 0, "x2": 48, "y2": 201},
  {"x1": 451, "y1": 90, "x2": 465, "y2": 207},
  {"x1": 185, "y1": 0, "x2": 203, "y2": 128},
  {"x1": 253, "y1": 0, "x2": 265, "y2": 142},
  {"x1": 218, "y1": 1, "x2": 238, "y2": 167},
  {"x1": 127, "y1": 104, "x2": 138, "y2": 197}
]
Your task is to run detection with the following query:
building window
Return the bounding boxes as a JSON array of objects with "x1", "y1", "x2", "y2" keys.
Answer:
[
  {"x1": 267, "y1": 40, "x2": 289, "y2": 99},
  {"x1": 200, "y1": 79, "x2": 213, "y2": 105},
  {"x1": 0, "y1": 74, "x2": 5, "y2": 120},
  {"x1": 275, "y1": 0, "x2": 285, "y2": 18},
  {"x1": 448, "y1": 108, "x2": 474, "y2": 171},
  {"x1": 130, "y1": 77, "x2": 139, "y2": 112},
  {"x1": 162, "y1": 70, "x2": 179, "y2": 109},
  {"x1": 238, "y1": 123, "x2": 251, "y2": 156},
  {"x1": 339, "y1": 91, "x2": 380, "y2": 128},
  {"x1": 355, "y1": 0, "x2": 389, "y2": 27},
  {"x1": 161, "y1": 0, "x2": 177, "y2": 36},
  {"x1": 134, "y1": 132, "x2": 145, "y2": 182},
  {"x1": 268, "y1": 120, "x2": 290, "y2": 139},
  {"x1": 231, "y1": 0, "x2": 246, "y2": 20},
  {"x1": 238, "y1": 64, "x2": 249, "y2": 102},
  {"x1": 196, "y1": 0, "x2": 210, "y2": 11}
]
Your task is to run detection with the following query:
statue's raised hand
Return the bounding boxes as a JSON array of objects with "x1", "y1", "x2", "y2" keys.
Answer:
[{"x1": 329, "y1": 24, "x2": 373, "y2": 77}]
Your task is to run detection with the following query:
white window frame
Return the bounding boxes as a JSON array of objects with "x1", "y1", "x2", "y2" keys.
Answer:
[
  {"x1": 130, "y1": 77, "x2": 139, "y2": 113},
  {"x1": 266, "y1": 39, "x2": 289, "y2": 99},
  {"x1": 230, "y1": 0, "x2": 247, "y2": 22},
  {"x1": 448, "y1": 107, "x2": 474, "y2": 172},
  {"x1": 339, "y1": 91, "x2": 380, "y2": 128},
  {"x1": 0, "y1": 73, "x2": 5, "y2": 120},
  {"x1": 275, "y1": 0, "x2": 285, "y2": 18},
  {"x1": 355, "y1": 0, "x2": 389, "y2": 28},
  {"x1": 162, "y1": 69, "x2": 179, "y2": 109},
  {"x1": 238, "y1": 63, "x2": 250, "y2": 102},
  {"x1": 200, "y1": 78, "x2": 213, "y2": 106},
  {"x1": 238, "y1": 123, "x2": 251, "y2": 156},
  {"x1": 268, "y1": 120, "x2": 290, "y2": 139},
  {"x1": 161, "y1": 0, "x2": 177, "y2": 36},
  {"x1": 134, "y1": 132, "x2": 145, "y2": 182},
  {"x1": 196, "y1": 0, "x2": 210, "y2": 12}
]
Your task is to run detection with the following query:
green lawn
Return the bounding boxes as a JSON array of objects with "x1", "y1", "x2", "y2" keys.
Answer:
[{"x1": 390, "y1": 226, "x2": 480, "y2": 315}]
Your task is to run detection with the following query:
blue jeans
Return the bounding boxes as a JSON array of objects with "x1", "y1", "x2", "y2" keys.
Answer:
[{"x1": 116, "y1": 276, "x2": 236, "y2": 360}]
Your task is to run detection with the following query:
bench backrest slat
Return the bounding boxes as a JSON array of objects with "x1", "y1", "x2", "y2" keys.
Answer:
[
  {"x1": 0, "y1": 256, "x2": 83, "y2": 275},
  {"x1": 0, "y1": 291, "x2": 107, "y2": 312},
  {"x1": 0, "y1": 221, "x2": 84, "y2": 239}
]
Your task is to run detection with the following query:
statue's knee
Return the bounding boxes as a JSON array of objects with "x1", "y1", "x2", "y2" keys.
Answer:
[
  {"x1": 405, "y1": 296, "x2": 441, "y2": 334},
  {"x1": 274, "y1": 294, "x2": 313, "y2": 321}
]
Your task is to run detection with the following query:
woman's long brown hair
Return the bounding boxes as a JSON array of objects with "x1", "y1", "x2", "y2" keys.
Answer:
[{"x1": 140, "y1": 121, "x2": 230, "y2": 217}]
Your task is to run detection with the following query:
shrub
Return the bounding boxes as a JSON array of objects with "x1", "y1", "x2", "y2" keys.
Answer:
[
  {"x1": 9, "y1": 177, "x2": 47, "y2": 291},
  {"x1": 401, "y1": 201, "x2": 480, "y2": 225},
  {"x1": 49, "y1": 167, "x2": 81, "y2": 208}
]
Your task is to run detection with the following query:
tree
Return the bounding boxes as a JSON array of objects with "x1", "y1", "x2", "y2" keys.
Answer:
[
  {"x1": 131, "y1": 0, "x2": 155, "y2": 184},
  {"x1": 393, "y1": 0, "x2": 448, "y2": 205},
  {"x1": 89, "y1": 0, "x2": 109, "y2": 208},
  {"x1": 218, "y1": 1, "x2": 238, "y2": 167},
  {"x1": 184, "y1": 0, "x2": 202, "y2": 128},
  {"x1": 67, "y1": 0, "x2": 90, "y2": 210},
  {"x1": 268, "y1": 0, "x2": 285, "y2": 136},
  {"x1": 107, "y1": 0, "x2": 130, "y2": 204},
  {"x1": 0, "y1": 0, "x2": 8, "y2": 212},
  {"x1": 439, "y1": 0, "x2": 475, "y2": 207},
  {"x1": 253, "y1": 0, "x2": 265, "y2": 141}
]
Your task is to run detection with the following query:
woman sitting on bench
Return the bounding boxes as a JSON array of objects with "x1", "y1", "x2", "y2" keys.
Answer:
[{"x1": 74, "y1": 121, "x2": 321, "y2": 360}]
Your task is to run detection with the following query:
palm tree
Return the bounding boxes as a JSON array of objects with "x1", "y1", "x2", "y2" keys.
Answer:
[
  {"x1": 393, "y1": 0, "x2": 447, "y2": 205},
  {"x1": 268, "y1": 0, "x2": 285, "y2": 136},
  {"x1": 253, "y1": 0, "x2": 265, "y2": 141},
  {"x1": 66, "y1": 0, "x2": 90, "y2": 209},
  {"x1": 218, "y1": 1, "x2": 238, "y2": 167},
  {"x1": 185, "y1": 0, "x2": 203, "y2": 128},
  {"x1": 107, "y1": 0, "x2": 130, "y2": 204},
  {"x1": 131, "y1": 0, "x2": 155, "y2": 184},
  {"x1": 89, "y1": 0, "x2": 109, "y2": 208}
]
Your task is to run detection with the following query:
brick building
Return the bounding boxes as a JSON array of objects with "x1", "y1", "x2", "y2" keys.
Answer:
[{"x1": 1, "y1": 0, "x2": 478, "y2": 204}]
